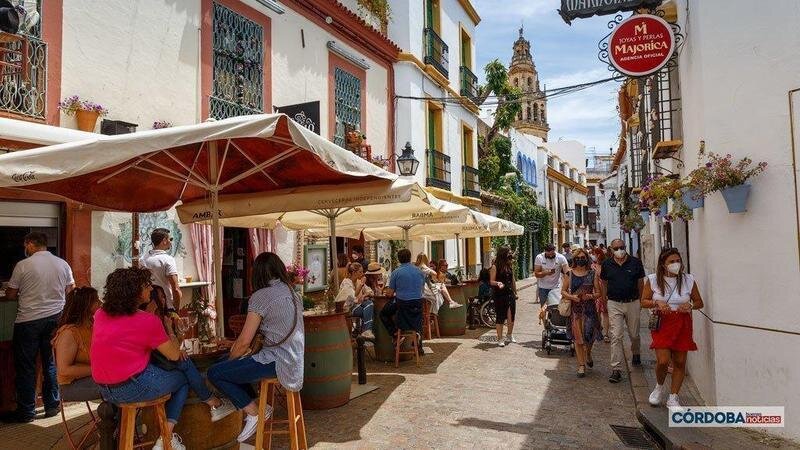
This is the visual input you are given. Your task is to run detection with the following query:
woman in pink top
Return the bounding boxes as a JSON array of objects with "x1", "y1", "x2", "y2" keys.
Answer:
[{"x1": 91, "y1": 268, "x2": 235, "y2": 450}]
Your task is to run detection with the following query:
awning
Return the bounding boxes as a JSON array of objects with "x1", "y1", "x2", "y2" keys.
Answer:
[{"x1": 0, "y1": 118, "x2": 98, "y2": 147}]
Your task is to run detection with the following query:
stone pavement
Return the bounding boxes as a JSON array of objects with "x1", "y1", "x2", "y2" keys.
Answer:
[
  {"x1": 626, "y1": 309, "x2": 800, "y2": 450},
  {"x1": 0, "y1": 278, "x2": 644, "y2": 449}
]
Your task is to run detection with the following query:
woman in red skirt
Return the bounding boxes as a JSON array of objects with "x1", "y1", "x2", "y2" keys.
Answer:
[{"x1": 640, "y1": 248, "x2": 704, "y2": 407}]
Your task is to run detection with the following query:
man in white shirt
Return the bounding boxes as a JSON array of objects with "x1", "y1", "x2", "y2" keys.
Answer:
[
  {"x1": 141, "y1": 228, "x2": 182, "y2": 310},
  {"x1": 534, "y1": 243, "x2": 569, "y2": 308},
  {"x1": 3, "y1": 232, "x2": 74, "y2": 423}
]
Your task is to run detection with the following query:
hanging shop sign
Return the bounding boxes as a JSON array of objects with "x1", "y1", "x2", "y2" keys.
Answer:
[
  {"x1": 559, "y1": 0, "x2": 663, "y2": 24},
  {"x1": 274, "y1": 101, "x2": 320, "y2": 135},
  {"x1": 608, "y1": 14, "x2": 674, "y2": 77}
]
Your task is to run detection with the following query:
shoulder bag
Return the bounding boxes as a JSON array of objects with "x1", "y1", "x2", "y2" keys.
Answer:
[{"x1": 648, "y1": 280, "x2": 677, "y2": 331}]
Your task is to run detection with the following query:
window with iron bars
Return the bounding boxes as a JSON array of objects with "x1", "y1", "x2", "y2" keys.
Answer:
[
  {"x1": 0, "y1": 0, "x2": 47, "y2": 120},
  {"x1": 333, "y1": 67, "x2": 362, "y2": 148},
  {"x1": 210, "y1": 2, "x2": 264, "y2": 120}
]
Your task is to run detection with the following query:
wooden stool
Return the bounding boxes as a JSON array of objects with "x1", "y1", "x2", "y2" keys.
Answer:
[
  {"x1": 394, "y1": 329, "x2": 420, "y2": 368},
  {"x1": 422, "y1": 300, "x2": 440, "y2": 340},
  {"x1": 254, "y1": 378, "x2": 308, "y2": 450},
  {"x1": 118, "y1": 395, "x2": 172, "y2": 450}
]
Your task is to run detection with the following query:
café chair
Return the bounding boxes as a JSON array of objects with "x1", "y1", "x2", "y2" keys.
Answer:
[
  {"x1": 422, "y1": 300, "x2": 440, "y2": 340},
  {"x1": 59, "y1": 397, "x2": 100, "y2": 450},
  {"x1": 118, "y1": 394, "x2": 172, "y2": 450},
  {"x1": 394, "y1": 329, "x2": 420, "y2": 368},
  {"x1": 254, "y1": 378, "x2": 308, "y2": 450}
]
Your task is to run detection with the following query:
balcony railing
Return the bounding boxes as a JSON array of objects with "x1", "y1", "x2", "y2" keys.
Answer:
[
  {"x1": 462, "y1": 165, "x2": 480, "y2": 198},
  {"x1": 426, "y1": 149, "x2": 451, "y2": 190},
  {"x1": 0, "y1": 33, "x2": 47, "y2": 120},
  {"x1": 459, "y1": 66, "x2": 478, "y2": 103},
  {"x1": 424, "y1": 28, "x2": 448, "y2": 78}
]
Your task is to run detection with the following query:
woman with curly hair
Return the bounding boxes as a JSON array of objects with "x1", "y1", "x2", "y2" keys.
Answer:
[
  {"x1": 52, "y1": 287, "x2": 102, "y2": 401},
  {"x1": 91, "y1": 268, "x2": 235, "y2": 450}
]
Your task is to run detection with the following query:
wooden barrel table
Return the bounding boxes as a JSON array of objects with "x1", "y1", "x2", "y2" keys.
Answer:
[
  {"x1": 447, "y1": 283, "x2": 467, "y2": 305},
  {"x1": 462, "y1": 279, "x2": 480, "y2": 301},
  {"x1": 301, "y1": 311, "x2": 352, "y2": 409},
  {"x1": 437, "y1": 302, "x2": 466, "y2": 336},
  {"x1": 371, "y1": 295, "x2": 413, "y2": 363},
  {"x1": 142, "y1": 349, "x2": 242, "y2": 450}
]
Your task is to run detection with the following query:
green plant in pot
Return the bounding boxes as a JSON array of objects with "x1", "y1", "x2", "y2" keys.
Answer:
[
  {"x1": 687, "y1": 151, "x2": 767, "y2": 213},
  {"x1": 639, "y1": 175, "x2": 682, "y2": 218}
]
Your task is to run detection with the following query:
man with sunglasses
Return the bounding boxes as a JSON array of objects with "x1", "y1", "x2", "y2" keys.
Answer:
[
  {"x1": 600, "y1": 238, "x2": 645, "y2": 384},
  {"x1": 141, "y1": 228, "x2": 182, "y2": 310}
]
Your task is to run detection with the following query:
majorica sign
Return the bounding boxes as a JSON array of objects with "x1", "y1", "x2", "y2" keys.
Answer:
[
  {"x1": 559, "y1": 0, "x2": 663, "y2": 24},
  {"x1": 608, "y1": 14, "x2": 674, "y2": 76}
]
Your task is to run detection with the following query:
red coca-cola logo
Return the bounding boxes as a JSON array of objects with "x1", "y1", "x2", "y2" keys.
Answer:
[{"x1": 609, "y1": 14, "x2": 675, "y2": 77}]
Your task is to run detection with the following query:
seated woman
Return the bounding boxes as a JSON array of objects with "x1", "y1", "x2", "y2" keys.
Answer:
[
  {"x1": 52, "y1": 287, "x2": 102, "y2": 402},
  {"x1": 142, "y1": 285, "x2": 178, "y2": 338},
  {"x1": 364, "y1": 262, "x2": 387, "y2": 293},
  {"x1": 335, "y1": 262, "x2": 375, "y2": 339},
  {"x1": 208, "y1": 252, "x2": 304, "y2": 444},
  {"x1": 91, "y1": 268, "x2": 234, "y2": 450},
  {"x1": 436, "y1": 259, "x2": 460, "y2": 286},
  {"x1": 415, "y1": 254, "x2": 459, "y2": 312}
]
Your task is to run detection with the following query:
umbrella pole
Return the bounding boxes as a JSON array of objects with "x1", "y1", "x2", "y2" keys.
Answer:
[
  {"x1": 328, "y1": 212, "x2": 339, "y2": 289},
  {"x1": 455, "y1": 233, "x2": 461, "y2": 276},
  {"x1": 209, "y1": 141, "x2": 225, "y2": 338},
  {"x1": 402, "y1": 226, "x2": 410, "y2": 249}
]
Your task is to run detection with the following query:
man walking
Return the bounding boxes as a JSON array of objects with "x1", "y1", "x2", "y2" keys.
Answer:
[
  {"x1": 381, "y1": 248, "x2": 425, "y2": 354},
  {"x1": 601, "y1": 239, "x2": 646, "y2": 383},
  {"x1": 534, "y1": 244, "x2": 569, "y2": 308},
  {"x1": 3, "y1": 232, "x2": 74, "y2": 422},
  {"x1": 141, "y1": 228, "x2": 182, "y2": 310},
  {"x1": 561, "y1": 243, "x2": 574, "y2": 265}
]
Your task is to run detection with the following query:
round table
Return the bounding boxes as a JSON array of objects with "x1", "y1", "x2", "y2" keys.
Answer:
[
  {"x1": 301, "y1": 311, "x2": 353, "y2": 410},
  {"x1": 371, "y1": 295, "x2": 413, "y2": 363}
]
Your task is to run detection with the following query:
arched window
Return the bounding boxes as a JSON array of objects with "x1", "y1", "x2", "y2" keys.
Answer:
[
  {"x1": 540, "y1": 104, "x2": 546, "y2": 122},
  {"x1": 513, "y1": 78, "x2": 518, "y2": 87},
  {"x1": 527, "y1": 77, "x2": 532, "y2": 87},
  {"x1": 531, "y1": 159, "x2": 537, "y2": 186},
  {"x1": 517, "y1": 153, "x2": 523, "y2": 171},
  {"x1": 534, "y1": 103, "x2": 539, "y2": 121}
]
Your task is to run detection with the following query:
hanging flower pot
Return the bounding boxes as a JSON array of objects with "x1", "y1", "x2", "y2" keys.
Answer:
[
  {"x1": 681, "y1": 187, "x2": 704, "y2": 209},
  {"x1": 75, "y1": 109, "x2": 100, "y2": 132},
  {"x1": 639, "y1": 209, "x2": 650, "y2": 223},
  {"x1": 721, "y1": 183, "x2": 752, "y2": 213},
  {"x1": 657, "y1": 203, "x2": 668, "y2": 217}
]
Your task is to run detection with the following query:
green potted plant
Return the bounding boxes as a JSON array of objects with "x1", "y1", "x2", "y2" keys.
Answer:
[
  {"x1": 639, "y1": 175, "x2": 682, "y2": 217},
  {"x1": 621, "y1": 209, "x2": 645, "y2": 234},
  {"x1": 686, "y1": 151, "x2": 767, "y2": 213}
]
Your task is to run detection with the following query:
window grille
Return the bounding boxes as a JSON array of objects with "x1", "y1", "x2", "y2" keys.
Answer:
[{"x1": 333, "y1": 67, "x2": 362, "y2": 148}]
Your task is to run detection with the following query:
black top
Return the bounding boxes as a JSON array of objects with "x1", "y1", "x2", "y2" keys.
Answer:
[
  {"x1": 493, "y1": 266, "x2": 515, "y2": 300},
  {"x1": 600, "y1": 256, "x2": 645, "y2": 300}
]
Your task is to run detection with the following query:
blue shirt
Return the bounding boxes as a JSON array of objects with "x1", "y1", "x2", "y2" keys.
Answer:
[{"x1": 388, "y1": 263, "x2": 425, "y2": 301}]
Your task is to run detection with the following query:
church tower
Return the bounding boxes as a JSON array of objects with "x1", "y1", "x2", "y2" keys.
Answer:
[{"x1": 509, "y1": 27, "x2": 549, "y2": 141}]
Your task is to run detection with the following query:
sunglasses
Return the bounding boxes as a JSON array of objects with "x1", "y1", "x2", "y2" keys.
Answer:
[{"x1": 611, "y1": 246, "x2": 626, "y2": 251}]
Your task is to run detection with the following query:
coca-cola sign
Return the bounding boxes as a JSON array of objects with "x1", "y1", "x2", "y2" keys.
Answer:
[
  {"x1": 11, "y1": 171, "x2": 36, "y2": 182},
  {"x1": 608, "y1": 14, "x2": 675, "y2": 77}
]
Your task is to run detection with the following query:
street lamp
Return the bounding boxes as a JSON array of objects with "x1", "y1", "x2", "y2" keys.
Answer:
[
  {"x1": 396, "y1": 142, "x2": 420, "y2": 176},
  {"x1": 608, "y1": 191, "x2": 619, "y2": 208}
]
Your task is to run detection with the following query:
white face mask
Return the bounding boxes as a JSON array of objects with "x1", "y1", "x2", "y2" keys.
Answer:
[
  {"x1": 613, "y1": 249, "x2": 626, "y2": 258},
  {"x1": 351, "y1": 253, "x2": 358, "y2": 260},
  {"x1": 666, "y1": 262, "x2": 682, "y2": 275},
  {"x1": 590, "y1": 255, "x2": 597, "y2": 262}
]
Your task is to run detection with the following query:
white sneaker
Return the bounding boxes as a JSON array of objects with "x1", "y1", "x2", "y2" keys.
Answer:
[
  {"x1": 210, "y1": 398, "x2": 236, "y2": 422},
  {"x1": 237, "y1": 406, "x2": 273, "y2": 443},
  {"x1": 666, "y1": 394, "x2": 681, "y2": 408},
  {"x1": 648, "y1": 384, "x2": 666, "y2": 406},
  {"x1": 498, "y1": 340, "x2": 506, "y2": 347},
  {"x1": 507, "y1": 335, "x2": 517, "y2": 344},
  {"x1": 153, "y1": 433, "x2": 186, "y2": 450}
]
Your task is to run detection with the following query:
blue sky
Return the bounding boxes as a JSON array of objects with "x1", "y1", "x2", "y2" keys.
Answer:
[{"x1": 473, "y1": 0, "x2": 621, "y2": 157}]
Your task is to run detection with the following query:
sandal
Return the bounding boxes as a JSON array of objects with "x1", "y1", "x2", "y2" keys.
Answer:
[{"x1": 577, "y1": 365, "x2": 586, "y2": 378}]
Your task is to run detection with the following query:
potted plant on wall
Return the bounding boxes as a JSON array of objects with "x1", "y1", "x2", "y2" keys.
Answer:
[
  {"x1": 686, "y1": 151, "x2": 767, "y2": 213},
  {"x1": 621, "y1": 209, "x2": 645, "y2": 234},
  {"x1": 639, "y1": 175, "x2": 682, "y2": 217},
  {"x1": 59, "y1": 95, "x2": 109, "y2": 132}
]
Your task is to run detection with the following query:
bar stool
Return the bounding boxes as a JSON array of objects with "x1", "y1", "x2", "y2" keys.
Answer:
[
  {"x1": 118, "y1": 394, "x2": 172, "y2": 450},
  {"x1": 254, "y1": 378, "x2": 308, "y2": 450},
  {"x1": 422, "y1": 300, "x2": 440, "y2": 340},
  {"x1": 394, "y1": 329, "x2": 420, "y2": 368}
]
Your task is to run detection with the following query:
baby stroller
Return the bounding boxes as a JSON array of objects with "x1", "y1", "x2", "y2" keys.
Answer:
[{"x1": 541, "y1": 292, "x2": 575, "y2": 356}]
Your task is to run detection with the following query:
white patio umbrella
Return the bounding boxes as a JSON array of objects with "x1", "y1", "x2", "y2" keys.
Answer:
[{"x1": 0, "y1": 113, "x2": 414, "y2": 334}]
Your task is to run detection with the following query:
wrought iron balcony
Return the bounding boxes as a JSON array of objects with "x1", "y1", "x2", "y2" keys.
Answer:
[
  {"x1": 462, "y1": 165, "x2": 480, "y2": 198},
  {"x1": 459, "y1": 66, "x2": 478, "y2": 103},
  {"x1": 0, "y1": 33, "x2": 47, "y2": 120},
  {"x1": 426, "y1": 149, "x2": 451, "y2": 191},
  {"x1": 424, "y1": 28, "x2": 448, "y2": 78}
]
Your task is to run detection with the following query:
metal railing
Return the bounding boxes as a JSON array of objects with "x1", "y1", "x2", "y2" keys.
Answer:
[
  {"x1": 426, "y1": 149, "x2": 451, "y2": 190},
  {"x1": 0, "y1": 35, "x2": 47, "y2": 120},
  {"x1": 462, "y1": 165, "x2": 479, "y2": 198},
  {"x1": 424, "y1": 28, "x2": 448, "y2": 78},
  {"x1": 459, "y1": 66, "x2": 478, "y2": 103}
]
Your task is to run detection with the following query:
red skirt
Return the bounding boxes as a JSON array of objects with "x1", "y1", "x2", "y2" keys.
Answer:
[{"x1": 650, "y1": 311, "x2": 697, "y2": 352}]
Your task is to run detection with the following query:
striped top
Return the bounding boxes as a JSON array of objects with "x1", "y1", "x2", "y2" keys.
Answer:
[{"x1": 248, "y1": 281, "x2": 305, "y2": 391}]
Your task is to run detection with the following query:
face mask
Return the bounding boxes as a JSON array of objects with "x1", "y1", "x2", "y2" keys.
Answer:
[
  {"x1": 667, "y1": 262, "x2": 682, "y2": 275},
  {"x1": 614, "y1": 249, "x2": 626, "y2": 258},
  {"x1": 351, "y1": 253, "x2": 358, "y2": 260},
  {"x1": 574, "y1": 258, "x2": 588, "y2": 266},
  {"x1": 590, "y1": 255, "x2": 597, "y2": 262}
]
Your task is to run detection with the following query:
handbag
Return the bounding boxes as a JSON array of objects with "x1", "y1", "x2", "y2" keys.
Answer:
[
  {"x1": 649, "y1": 280, "x2": 678, "y2": 331},
  {"x1": 243, "y1": 290, "x2": 300, "y2": 357},
  {"x1": 550, "y1": 288, "x2": 570, "y2": 317}
]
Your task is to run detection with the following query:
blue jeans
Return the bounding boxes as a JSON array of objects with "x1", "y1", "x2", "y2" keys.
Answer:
[
  {"x1": 351, "y1": 300, "x2": 374, "y2": 333},
  {"x1": 13, "y1": 313, "x2": 60, "y2": 418},
  {"x1": 98, "y1": 359, "x2": 212, "y2": 424},
  {"x1": 207, "y1": 357, "x2": 277, "y2": 410}
]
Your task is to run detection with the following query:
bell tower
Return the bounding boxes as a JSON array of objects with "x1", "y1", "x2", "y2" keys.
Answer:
[{"x1": 508, "y1": 27, "x2": 549, "y2": 141}]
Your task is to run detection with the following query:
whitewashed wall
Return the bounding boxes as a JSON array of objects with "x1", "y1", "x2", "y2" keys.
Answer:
[{"x1": 674, "y1": 0, "x2": 800, "y2": 439}]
